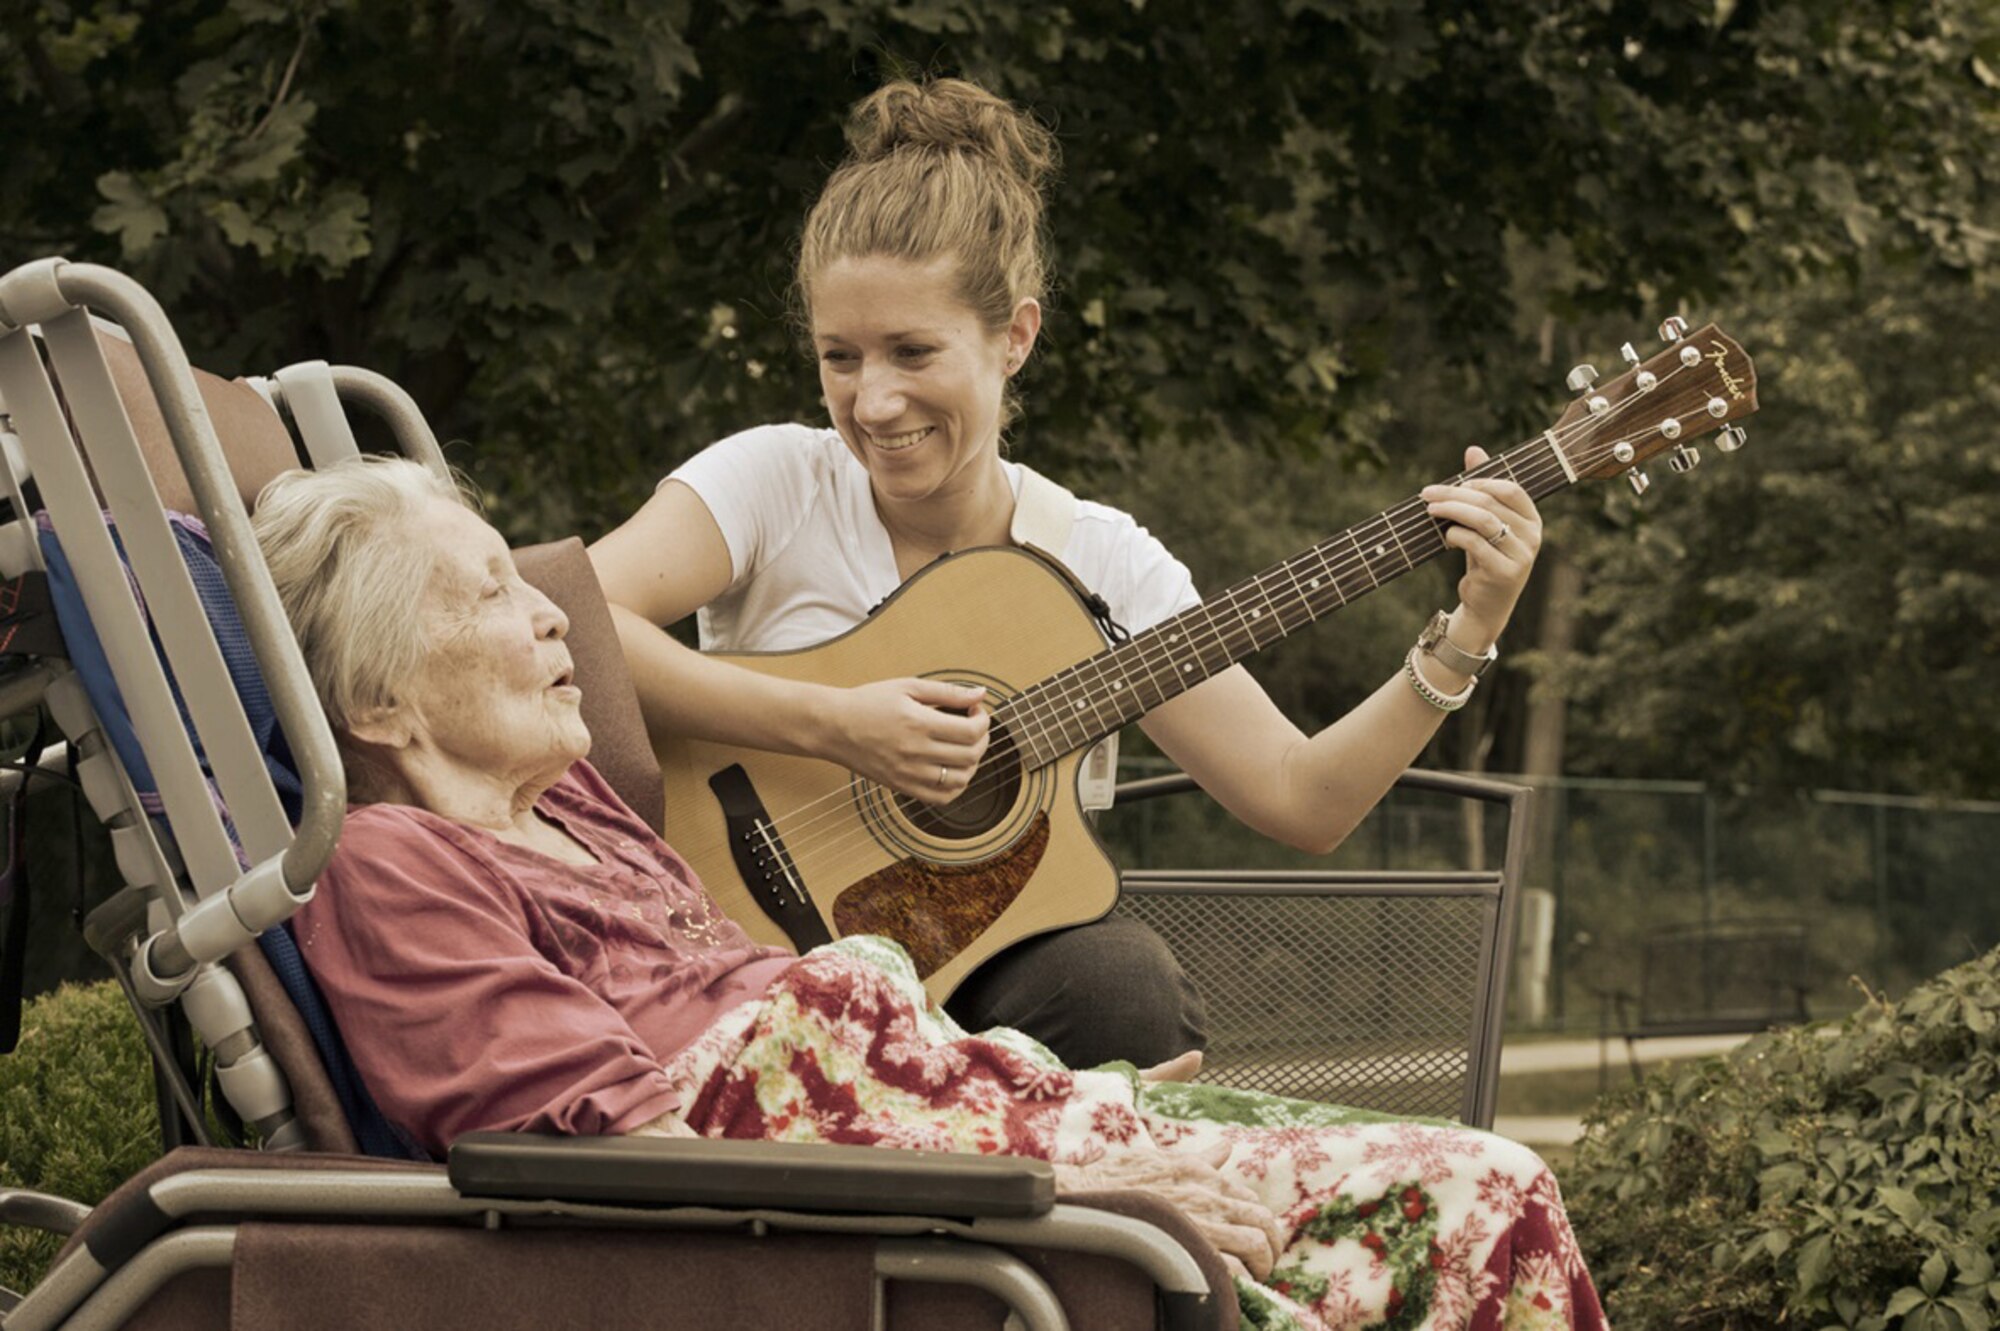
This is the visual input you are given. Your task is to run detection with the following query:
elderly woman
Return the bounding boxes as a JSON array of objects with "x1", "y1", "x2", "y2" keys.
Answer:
[{"x1": 255, "y1": 455, "x2": 1606, "y2": 1331}]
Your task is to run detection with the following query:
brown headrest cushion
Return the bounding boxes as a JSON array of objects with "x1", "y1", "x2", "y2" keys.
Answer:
[
  {"x1": 95, "y1": 327, "x2": 300, "y2": 515},
  {"x1": 513, "y1": 538, "x2": 665, "y2": 835}
]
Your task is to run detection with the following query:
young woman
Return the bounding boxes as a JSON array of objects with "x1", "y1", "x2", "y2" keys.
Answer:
[{"x1": 589, "y1": 79, "x2": 1543, "y2": 1070}]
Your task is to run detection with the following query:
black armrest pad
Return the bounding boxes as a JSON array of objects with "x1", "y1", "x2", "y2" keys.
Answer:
[{"x1": 448, "y1": 1133, "x2": 1056, "y2": 1219}]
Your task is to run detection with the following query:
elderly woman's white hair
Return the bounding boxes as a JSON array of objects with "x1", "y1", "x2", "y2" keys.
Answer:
[{"x1": 251, "y1": 455, "x2": 475, "y2": 740}]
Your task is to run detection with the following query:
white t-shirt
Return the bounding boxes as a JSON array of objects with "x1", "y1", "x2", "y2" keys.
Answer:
[{"x1": 668, "y1": 424, "x2": 1200, "y2": 653}]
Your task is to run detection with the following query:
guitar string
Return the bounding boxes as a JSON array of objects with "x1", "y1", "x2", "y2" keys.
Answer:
[
  {"x1": 741, "y1": 359, "x2": 1723, "y2": 880},
  {"x1": 753, "y1": 395, "x2": 1686, "y2": 888},
  {"x1": 749, "y1": 434, "x2": 1576, "y2": 860},
  {"x1": 748, "y1": 358, "x2": 1715, "y2": 880},
  {"x1": 984, "y1": 355, "x2": 1728, "y2": 767}
]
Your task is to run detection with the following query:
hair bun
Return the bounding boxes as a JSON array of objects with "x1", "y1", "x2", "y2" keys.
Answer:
[{"x1": 845, "y1": 78, "x2": 1056, "y2": 195}]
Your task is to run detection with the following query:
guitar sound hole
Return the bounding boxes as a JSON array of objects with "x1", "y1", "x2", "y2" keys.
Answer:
[{"x1": 896, "y1": 727, "x2": 1023, "y2": 841}]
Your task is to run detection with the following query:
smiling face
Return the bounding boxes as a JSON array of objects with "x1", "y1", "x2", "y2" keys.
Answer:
[
  {"x1": 810, "y1": 255, "x2": 1038, "y2": 508},
  {"x1": 392, "y1": 499, "x2": 589, "y2": 789}
]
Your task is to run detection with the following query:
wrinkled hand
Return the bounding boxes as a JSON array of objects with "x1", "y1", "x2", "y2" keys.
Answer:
[
  {"x1": 1421, "y1": 445, "x2": 1544, "y2": 648},
  {"x1": 823, "y1": 678, "x2": 991, "y2": 804},
  {"x1": 1139, "y1": 1051, "x2": 1203, "y2": 1084},
  {"x1": 1056, "y1": 1142, "x2": 1286, "y2": 1280}
]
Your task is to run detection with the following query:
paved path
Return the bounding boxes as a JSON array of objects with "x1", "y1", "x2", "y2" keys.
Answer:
[
  {"x1": 1498, "y1": 1032, "x2": 1751, "y2": 1076},
  {"x1": 1493, "y1": 1115, "x2": 1590, "y2": 1147},
  {"x1": 1491, "y1": 1032, "x2": 1752, "y2": 1146}
]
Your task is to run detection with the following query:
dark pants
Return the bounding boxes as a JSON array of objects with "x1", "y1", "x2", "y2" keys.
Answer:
[{"x1": 943, "y1": 915, "x2": 1209, "y2": 1069}]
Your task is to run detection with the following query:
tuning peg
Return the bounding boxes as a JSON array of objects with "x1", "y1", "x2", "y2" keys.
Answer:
[
  {"x1": 1658, "y1": 315, "x2": 1689, "y2": 343},
  {"x1": 1715, "y1": 424, "x2": 1748, "y2": 452},
  {"x1": 1565, "y1": 364, "x2": 1599, "y2": 393},
  {"x1": 1626, "y1": 468, "x2": 1651, "y2": 497},
  {"x1": 1668, "y1": 443, "x2": 1701, "y2": 474},
  {"x1": 1620, "y1": 342, "x2": 1641, "y2": 367}
]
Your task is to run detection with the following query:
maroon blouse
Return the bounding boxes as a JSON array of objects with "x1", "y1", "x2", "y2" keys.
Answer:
[{"x1": 294, "y1": 760, "x2": 794, "y2": 1156}]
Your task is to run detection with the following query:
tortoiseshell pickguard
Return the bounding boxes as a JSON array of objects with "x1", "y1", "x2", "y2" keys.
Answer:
[{"x1": 831, "y1": 813, "x2": 1051, "y2": 978}]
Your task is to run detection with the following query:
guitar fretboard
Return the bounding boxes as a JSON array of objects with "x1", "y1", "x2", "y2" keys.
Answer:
[{"x1": 994, "y1": 435, "x2": 1576, "y2": 770}]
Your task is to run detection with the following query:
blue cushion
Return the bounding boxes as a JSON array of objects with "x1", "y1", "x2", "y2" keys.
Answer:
[{"x1": 39, "y1": 511, "x2": 423, "y2": 1158}]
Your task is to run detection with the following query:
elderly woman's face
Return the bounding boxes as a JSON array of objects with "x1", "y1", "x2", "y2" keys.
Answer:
[{"x1": 399, "y1": 499, "x2": 588, "y2": 782}]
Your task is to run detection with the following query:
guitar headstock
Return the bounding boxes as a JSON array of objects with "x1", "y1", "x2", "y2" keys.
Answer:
[{"x1": 1549, "y1": 319, "x2": 1758, "y2": 493}]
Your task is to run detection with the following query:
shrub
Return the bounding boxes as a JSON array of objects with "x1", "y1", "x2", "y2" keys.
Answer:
[
  {"x1": 1567, "y1": 947, "x2": 2000, "y2": 1331},
  {"x1": 0, "y1": 981, "x2": 157, "y2": 1296}
]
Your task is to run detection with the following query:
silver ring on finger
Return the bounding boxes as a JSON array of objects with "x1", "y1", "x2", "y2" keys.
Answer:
[
  {"x1": 938, "y1": 764, "x2": 950, "y2": 787},
  {"x1": 1486, "y1": 521, "x2": 1511, "y2": 547}
]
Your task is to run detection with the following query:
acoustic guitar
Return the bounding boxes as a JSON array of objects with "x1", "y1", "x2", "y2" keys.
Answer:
[{"x1": 657, "y1": 321, "x2": 1759, "y2": 1000}]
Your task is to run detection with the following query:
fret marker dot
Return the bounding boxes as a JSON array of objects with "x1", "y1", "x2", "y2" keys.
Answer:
[
  {"x1": 1309, "y1": 578, "x2": 1321, "y2": 589},
  {"x1": 1373, "y1": 544, "x2": 1388, "y2": 559},
  {"x1": 1074, "y1": 699, "x2": 1087, "y2": 710},
  {"x1": 1181, "y1": 664, "x2": 1193, "y2": 674},
  {"x1": 1250, "y1": 609, "x2": 1262, "y2": 620},
  {"x1": 1168, "y1": 632, "x2": 1180, "y2": 642}
]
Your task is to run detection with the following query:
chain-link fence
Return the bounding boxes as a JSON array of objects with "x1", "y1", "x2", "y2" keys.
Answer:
[{"x1": 1097, "y1": 764, "x2": 2000, "y2": 1036}]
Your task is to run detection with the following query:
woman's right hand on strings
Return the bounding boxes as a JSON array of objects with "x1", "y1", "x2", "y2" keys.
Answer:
[
  {"x1": 821, "y1": 678, "x2": 991, "y2": 804},
  {"x1": 1055, "y1": 1143, "x2": 1287, "y2": 1280}
]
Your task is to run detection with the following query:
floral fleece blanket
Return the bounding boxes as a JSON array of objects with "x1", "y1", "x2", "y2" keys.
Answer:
[{"x1": 664, "y1": 937, "x2": 1607, "y2": 1331}]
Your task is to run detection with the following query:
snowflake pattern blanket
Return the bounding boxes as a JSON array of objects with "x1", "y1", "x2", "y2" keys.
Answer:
[{"x1": 666, "y1": 937, "x2": 1607, "y2": 1331}]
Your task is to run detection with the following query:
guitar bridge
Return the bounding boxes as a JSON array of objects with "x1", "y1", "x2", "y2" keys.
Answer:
[{"x1": 707, "y1": 764, "x2": 832, "y2": 953}]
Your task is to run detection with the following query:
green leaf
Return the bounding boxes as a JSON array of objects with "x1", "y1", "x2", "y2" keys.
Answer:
[
  {"x1": 1943, "y1": 1298, "x2": 1991, "y2": 1331},
  {"x1": 1756, "y1": 1126, "x2": 1798, "y2": 1157},
  {"x1": 1926, "y1": 1252, "x2": 1952, "y2": 1297},
  {"x1": 1798, "y1": 1233, "x2": 1835, "y2": 1293},
  {"x1": 1954, "y1": 1246, "x2": 1995, "y2": 1286},
  {"x1": 1888, "y1": 1289, "x2": 1933, "y2": 1319},
  {"x1": 1881, "y1": 1187, "x2": 1930, "y2": 1228},
  {"x1": 90, "y1": 172, "x2": 169, "y2": 257}
]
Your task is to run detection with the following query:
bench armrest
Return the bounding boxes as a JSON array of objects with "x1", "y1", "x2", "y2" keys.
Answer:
[{"x1": 447, "y1": 1133, "x2": 1056, "y2": 1219}]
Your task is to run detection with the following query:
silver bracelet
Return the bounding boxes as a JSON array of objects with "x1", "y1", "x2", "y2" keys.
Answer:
[{"x1": 1403, "y1": 645, "x2": 1476, "y2": 712}]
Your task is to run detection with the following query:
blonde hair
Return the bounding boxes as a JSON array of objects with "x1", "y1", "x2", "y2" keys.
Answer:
[
  {"x1": 250, "y1": 455, "x2": 472, "y2": 737},
  {"x1": 797, "y1": 78, "x2": 1058, "y2": 339}
]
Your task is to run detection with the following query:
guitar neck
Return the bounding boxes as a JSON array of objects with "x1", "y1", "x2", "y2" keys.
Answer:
[{"x1": 998, "y1": 432, "x2": 1579, "y2": 770}]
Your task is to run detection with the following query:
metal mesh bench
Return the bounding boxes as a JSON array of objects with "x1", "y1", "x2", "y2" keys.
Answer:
[
  {"x1": 1602, "y1": 918, "x2": 1811, "y2": 1082},
  {"x1": 1109, "y1": 770, "x2": 1528, "y2": 1128}
]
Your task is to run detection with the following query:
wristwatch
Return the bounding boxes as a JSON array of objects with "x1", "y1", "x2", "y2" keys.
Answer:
[{"x1": 1416, "y1": 610, "x2": 1497, "y2": 679}]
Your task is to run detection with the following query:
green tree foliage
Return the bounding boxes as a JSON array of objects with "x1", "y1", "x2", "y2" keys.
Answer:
[
  {"x1": 1568, "y1": 948, "x2": 2000, "y2": 1331},
  {"x1": 3, "y1": 0, "x2": 1993, "y2": 547},
  {"x1": 1546, "y1": 267, "x2": 2000, "y2": 795}
]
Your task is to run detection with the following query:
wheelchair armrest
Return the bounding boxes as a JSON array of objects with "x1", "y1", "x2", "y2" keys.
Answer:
[
  {"x1": 447, "y1": 1133, "x2": 1057, "y2": 1219},
  {"x1": 0, "y1": 1187, "x2": 93, "y2": 1236}
]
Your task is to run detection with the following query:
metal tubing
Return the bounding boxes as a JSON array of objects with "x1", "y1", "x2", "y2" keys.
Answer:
[
  {"x1": 1468, "y1": 782, "x2": 1532, "y2": 1130},
  {"x1": 0, "y1": 1245, "x2": 107, "y2": 1331},
  {"x1": 51, "y1": 263, "x2": 345, "y2": 895},
  {"x1": 327, "y1": 365, "x2": 449, "y2": 474},
  {"x1": 1122, "y1": 869, "x2": 1501, "y2": 898},
  {"x1": 0, "y1": 321, "x2": 240, "y2": 887},
  {"x1": 140, "y1": 1171, "x2": 1211, "y2": 1299},
  {"x1": 61, "y1": 1228, "x2": 234, "y2": 1331},
  {"x1": 0, "y1": 1189, "x2": 92, "y2": 1235},
  {"x1": 38, "y1": 309, "x2": 293, "y2": 867},
  {"x1": 875, "y1": 1238, "x2": 1068, "y2": 1331},
  {"x1": 270, "y1": 361, "x2": 361, "y2": 467}
]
